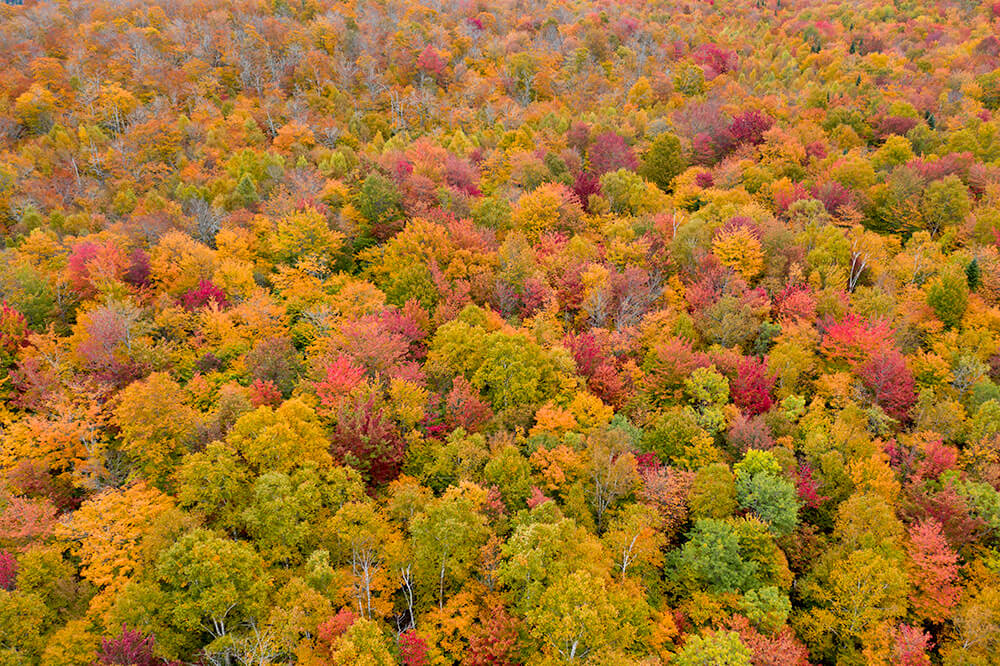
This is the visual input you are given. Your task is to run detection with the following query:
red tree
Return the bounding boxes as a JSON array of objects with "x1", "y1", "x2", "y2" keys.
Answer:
[
  {"x1": 399, "y1": 630, "x2": 429, "y2": 666},
  {"x1": 726, "y1": 616, "x2": 810, "y2": 666},
  {"x1": 794, "y1": 462, "x2": 829, "y2": 510},
  {"x1": 317, "y1": 608, "x2": 357, "y2": 652},
  {"x1": 330, "y1": 397, "x2": 406, "y2": 487},
  {"x1": 316, "y1": 355, "x2": 366, "y2": 408},
  {"x1": 248, "y1": 378, "x2": 282, "y2": 407},
  {"x1": 891, "y1": 624, "x2": 932, "y2": 666},
  {"x1": 907, "y1": 519, "x2": 960, "y2": 622},
  {"x1": 588, "y1": 132, "x2": 638, "y2": 175},
  {"x1": 820, "y1": 314, "x2": 895, "y2": 368},
  {"x1": 0, "y1": 302, "x2": 28, "y2": 367},
  {"x1": 97, "y1": 625, "x2": 174, "y2": 666},
  {"x1": 180, "y1": 279, "x2": 228, "y2": 310},
  {"x1": 858, "y1": 350, "x2": 915, "y2": 421},
  {"x1": 444, "y1": 376, "x2": 493, "y2": 432},
  {"x1": 729, "y1": 110, "x2": 773, "y2": 146},
  {"x1": 0, "y1": 550, "x2": 16, "y2": 590},
  {"x1": 731, "y1": 357, "x2": 775, "y2": 416},
  {"x1": 467, "y1": 606, "x2": 524, "y2": 666}
]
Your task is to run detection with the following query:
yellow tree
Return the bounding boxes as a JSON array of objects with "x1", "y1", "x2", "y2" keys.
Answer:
[{"x1": 113, "y1": 373, "x2": 200, "y2": 484}]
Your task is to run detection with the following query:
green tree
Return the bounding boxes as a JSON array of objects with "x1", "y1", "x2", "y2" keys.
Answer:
[
  {"x1": 640, "y1": 132, "x2": 687, "y2": 192},
  {"x1": 241, "y1": 471, "x2": 323, "y2": 565},
  {"x1": 672, "y1": 630, "x2": 752, "y2": 666},
  {"x1": 734, "y1": 451, "x2": 800, "y2": 536},
  {"x1": 499, "y1": 512, "x2": 612, "y2": 611},
  {"x1": 472, "y1": 331, "x2": 564, "y2": 411},
  {"x1": 154, "y1": 529, "x2": 272, "y2": 643},
  {"x1": 0, "y1": 590, "x2": 52, "y2": 663},
  {"x1": 525, "y1": 569, "x2": 646, "y2": 662},
  {"x1": 927, "y1": 267, "x2": 969, "y2": 329},
  {"x1": 690, "y1": 463, "x2": 738, "y2": 519},
  {"x1": 921, "y1": 175, "x2": 970, "y2": 235},
  {"x1": 355, "y1": 173, "x2": 402, "y2": 226},
  {"x1": 674, "y1": 519, "x2": 759, "y2": 594},
  {"x1": 411, "y1": 487, "x2": 487, "y2": 608}
]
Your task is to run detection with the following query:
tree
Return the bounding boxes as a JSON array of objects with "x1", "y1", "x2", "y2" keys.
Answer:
[
  {"x1": 355, "y1": 173, "x2": 403, "y2": 236},
  {"x1": 398, "y1": 630, "x2": 429, "y2": 666},
  {"x1": 713, "y1": 225, "x2": 765, "y2": 280},
  {"x1": 729, "y1": 110, "x2": 773, "y2": 146},
  {"x1": 640, "y1": 132, "x2": 686, "y2": 192},
  {"x1": 926, "y1": 267, "x2": 969, "y2": 329},
  {"x1": 673, "y1": 630, "x2": 752, "y2": 666},
  {"x1": 329, "y1": 396, "x2": 406, "y2": 487},
  {"x1": 801, "y1": 549, "x2": 909, "y2": 659},
  {"x1": 690, "y1": 463, "x2": 738, "y2": 519},
  {"x1": 603, "y1": 504, "x2": 666, "y2": 581},
  {"x1": 241, "y1": 471, "x2": 323, "y2": 565},
  {"x1": 40, "y1": 619, "x2": 101, "y2": 666},
  {"x1": 113, "y1": 373, "x2": 200, "y2": 484},
  {"x1": 587, "y1": 430, "x2": 640, "y2": 531},
  {"x1": 472, "y1": 331, "x2": 562, "y2": 411},
  {"x1": 154, "y1": 529, "x2": 272, "y2": 641},
  {"x1": 225, "y1": 398, "x2": 332, "y2": 473},
  {"x1": 675, "y1": 519, "x2": 759, "y2": 594},
  {"x1": 510, "y1": 183, "x2": 583, "y2": 240},
  {"x1": 329, "y1": 501, "x2": 401, "y2": 619},
  {"x1": 735, "y1": 471, "x2": 800, "y2": 537},
  {"x1": 0, "y1": 589, "x2": 51, "y2": 660},
  {"x1": 731, "y1": 357, "x2": 775, "y2": 416},
  {"x1": 0, "y1": 551, "x2": 15, "y2": 591},
  {"x1": 525, "y1": 569, "x2": 644, "y2": 662},
  {"x1": 466, "y1": 605, "x2": 524, "y2": 666},
  {"x1": 857, "y1": 351, "x2": 915, "y2": 421},
  {"x1": 906, "y1": 520, "x2": 960, "y2": 622},
  {"x1": 96, "y1": 625, "x2": 159, "y2": 666},
  {"x1": 499, "y1": 513, "x2": 611, "y2": 612},
  {"x1": 60, "y1": 482, "x2": 175, "y2": 592},
  {"x1": 411, "y1": 487, "x2": 487, "y2": 609},
  {"x1": 329, "y1": 617, "x2": 395, "y2": 666},
  {"x1": 921, "y1": 175, "x2": 970, "y2": 235},
  {"x1": 244, "y1": 335, "x2": 301, "y2": 397}
]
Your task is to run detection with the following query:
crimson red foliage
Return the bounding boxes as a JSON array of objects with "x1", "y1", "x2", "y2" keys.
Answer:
[
  {"x1": 729, "y1": 110, "x2": 773, "y2": 146},
  {"x1": 572, "y1": 170, "x2": 601, "y2": 211},
  {"x1": 329, "y1": 397, "x2": 406, "y2": 487},
  {"x1": 693, "y1": 43, "x2": 738, "y2": 78},
  {"x1": 317, "y1": 608, "x2": 357, "y2": 648},
  {"x1": 97, "y1": 625, "x2": 173, "y2": 666},
  {"x1": 399, "y1": 630, "x2": 429, "y2": 666},
  {"x1": 445, "y1": 376, "x2": 493, "y2": 432},
  {"x1": 794, "y1": 462, "x2": 829, "y2": 510},
  {"x1": 858, "y1": 350, "x2": 915, "y2": 421},
  {"x1": 0, "y1": 550, "x2": 16, "y2": 591},
  {"x1": 248, "y1": 379, "x2": 282, "y2": 407},
  {"x1": 180, "y1": 279, "x2": 228, "y2": 310},
  {"x1": 588, "y1": 132, "x2": 638, "y2": 175},
  {"x1": 731, "y1": 357, "x2": 775, "y2": 416}
]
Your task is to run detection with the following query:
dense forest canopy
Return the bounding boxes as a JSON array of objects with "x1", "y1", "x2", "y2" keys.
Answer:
[{"x1": 2, "y1": 0, "x2": 1000, "y2": 664}]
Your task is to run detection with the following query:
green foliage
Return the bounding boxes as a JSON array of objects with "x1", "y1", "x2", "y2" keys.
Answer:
[
  {"x1": 673, "y1": 630, "x2": 752, "y2": 666},
  {"x1": 640, "y1": 132, "x2": 687, "y2": 192},
  {"x1": 927, "y1": 267, "x2": 969, "y2": 328}
]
